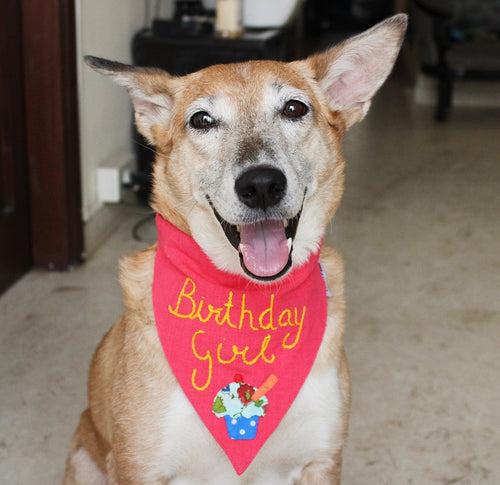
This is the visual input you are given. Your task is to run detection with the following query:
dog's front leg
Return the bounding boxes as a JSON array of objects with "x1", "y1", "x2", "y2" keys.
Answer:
[
  {"x1": 297, "y1": 450, "x2": 343, "y2": 485},
  {"x1": 105, "y1": 452, "x2": 120, "y2": 485}
]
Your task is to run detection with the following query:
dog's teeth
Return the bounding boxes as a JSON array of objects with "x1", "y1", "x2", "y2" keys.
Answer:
[
  {"x1": 236, "y1": 226, "x2": 240, "y2": 233},
  {"x1": 283, "y1": 219, "x2": 289, "y2": 228},
  {"x1": 287, "y1": 237, "x2": 292, "y2": 251}
]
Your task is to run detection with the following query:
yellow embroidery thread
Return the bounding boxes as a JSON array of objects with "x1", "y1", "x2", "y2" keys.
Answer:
[
  {"x1": 170, "y1": 277, "x2": 308, "y2": 390},
  {"x1": 191, "y1": 330, "x2": 213, "y2": 391}
]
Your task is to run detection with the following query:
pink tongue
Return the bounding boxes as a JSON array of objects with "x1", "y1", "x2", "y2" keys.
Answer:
[{"x1": 239, "y1": 220, "x2": 290, "y2": 277}]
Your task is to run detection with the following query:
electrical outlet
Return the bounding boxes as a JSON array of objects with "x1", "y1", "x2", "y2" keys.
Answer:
[{"x1": 97, "y1": 154, "x2": 135, "y2": 203}]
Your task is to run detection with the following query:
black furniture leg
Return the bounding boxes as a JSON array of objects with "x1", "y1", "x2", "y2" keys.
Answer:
[
  {"x1": 436, "y1": 70, "x2": 453, "y2": 122},
  {"x1": 431, "y1": 9, "x2": 453, "y2": 122}
]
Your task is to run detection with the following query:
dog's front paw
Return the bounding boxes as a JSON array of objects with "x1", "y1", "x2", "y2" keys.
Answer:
[{"x1": 298, "y1": 455, "x2": 342, "y2": 485}]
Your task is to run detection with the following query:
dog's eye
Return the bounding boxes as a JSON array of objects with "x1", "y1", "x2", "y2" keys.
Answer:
[
  {"x1": 189, "y1": 111, "x2": 216, "y2": 130},
  {"x1": 282, "y1": 100, "x2": 309, "y2": 119}
]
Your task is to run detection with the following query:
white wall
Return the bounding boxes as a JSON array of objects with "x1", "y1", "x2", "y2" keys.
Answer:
[{"x1": 76, "y1": 0, "x2": 146, "y2": 221}]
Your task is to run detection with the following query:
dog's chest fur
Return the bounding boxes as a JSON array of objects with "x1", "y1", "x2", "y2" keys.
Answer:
[{"x1": 141, "y1": 316, "x2": 342, "y2": 484}]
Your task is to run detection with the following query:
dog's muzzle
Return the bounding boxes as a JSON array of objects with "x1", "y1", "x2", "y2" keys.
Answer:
[{"x1": 208, "y1": 171, "x2": 305, "y2": 281}]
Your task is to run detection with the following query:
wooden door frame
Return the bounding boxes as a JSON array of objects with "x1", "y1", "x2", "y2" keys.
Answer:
[
  {"x1": 21, "y1": 0, "x2": 83, "y2": 269},
  {"x1": 0, "y1": 0, "x2": 32, "y2": 293}
]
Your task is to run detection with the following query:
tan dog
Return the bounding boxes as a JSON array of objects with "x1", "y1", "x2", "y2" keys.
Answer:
[{"x1": 64, "y1": 15, "x2": 407, "y2": 484}]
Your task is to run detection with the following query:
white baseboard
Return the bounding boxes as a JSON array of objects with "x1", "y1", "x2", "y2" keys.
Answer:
[{"x1": 83, "y1": 203, "x2": 130, "y2": 258}]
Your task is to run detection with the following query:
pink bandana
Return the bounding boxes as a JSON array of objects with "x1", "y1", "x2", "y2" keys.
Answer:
[{"x1": 153, "y1": 215, "x2": 327, "y2": 475}]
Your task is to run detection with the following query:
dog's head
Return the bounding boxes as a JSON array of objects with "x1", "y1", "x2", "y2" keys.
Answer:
[{"x1": 87, "y1": 15, "x2": 406, "y2": 282}]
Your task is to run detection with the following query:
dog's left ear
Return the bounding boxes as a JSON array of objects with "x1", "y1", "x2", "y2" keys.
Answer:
[
  {"x1": 84, "y1": 56, "x2": 173, "y2": 144},
  {"x1": 305, "y1": 14, "x2": 408, "y2": 127}
]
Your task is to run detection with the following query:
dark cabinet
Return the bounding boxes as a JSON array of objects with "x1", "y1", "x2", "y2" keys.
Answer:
[{"x1": 131, "y1": 28, "x2": 292, "y2": 202}]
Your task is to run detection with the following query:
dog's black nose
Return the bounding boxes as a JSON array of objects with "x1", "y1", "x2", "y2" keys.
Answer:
[{"x1": 235, "y1": 167, "x2": 287, "y2": 210}]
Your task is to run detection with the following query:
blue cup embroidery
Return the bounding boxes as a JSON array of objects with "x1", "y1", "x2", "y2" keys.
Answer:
[{"x1": 224, "y1": 415, "x2": 260, "y2": 440}]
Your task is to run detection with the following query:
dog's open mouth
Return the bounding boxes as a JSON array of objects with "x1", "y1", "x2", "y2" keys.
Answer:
[{"x1": 211, "y1": 208, "x2": 302, "y2": 281}]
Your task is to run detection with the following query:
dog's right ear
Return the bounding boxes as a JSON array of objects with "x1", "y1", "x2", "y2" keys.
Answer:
[{"x1": 84, "y1": 56, "x2": 172, "y2": 144}]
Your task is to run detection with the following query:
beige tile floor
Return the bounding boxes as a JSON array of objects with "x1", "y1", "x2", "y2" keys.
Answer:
[{"x1": 1, "y1": 81, "x2": 499, "y2": 484}]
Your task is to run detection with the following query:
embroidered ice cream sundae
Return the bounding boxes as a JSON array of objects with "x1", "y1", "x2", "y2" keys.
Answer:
[{"x1": 213, "y1": 374, "x2": 276, "y2": 440}]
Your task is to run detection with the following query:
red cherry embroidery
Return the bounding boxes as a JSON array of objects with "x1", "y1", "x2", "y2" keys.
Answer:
[{"x1": 238, "y1": 384, "x2": 255, "y2": 404}]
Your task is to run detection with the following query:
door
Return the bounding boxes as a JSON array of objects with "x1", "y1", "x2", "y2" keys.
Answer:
[
  {"x1": 0, "y1": 0, "x2": 84, "y2": 294},
  {"x1": 0, "y1": 0, "x2": 31, "y2": 294}
]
